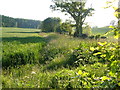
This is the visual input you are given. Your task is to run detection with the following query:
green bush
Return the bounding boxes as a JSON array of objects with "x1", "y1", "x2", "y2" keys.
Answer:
[{"x1": 2, "y1": 42, "x2": 45, "y2": 68}]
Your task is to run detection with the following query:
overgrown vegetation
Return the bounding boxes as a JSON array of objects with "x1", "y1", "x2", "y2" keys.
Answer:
[
  {"x1": 2, "y1": 27, "x2": 119, "y2": 88},
  {"x1": 1, "y1": 0, "x2": 119, "y2": 89},
  {"x1": 41, "y1": 17, "x2": 61, "y2": 32}
]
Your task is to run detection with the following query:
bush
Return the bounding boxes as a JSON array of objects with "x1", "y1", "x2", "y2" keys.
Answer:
[
  {"x1": 2, "y1": 42, "x2": 45, "y2": 68},
  {"x1": 89, "y1": 35, "x2": 94, "y2": 39},
  {"x1": 81, "y1": 34, "x2": 88, "y2": 39}
]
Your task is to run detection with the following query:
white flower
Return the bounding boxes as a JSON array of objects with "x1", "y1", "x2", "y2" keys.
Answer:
[
  {"x1": 31, "y1": 71, "x2": 36, "y2": 74},
  {"x1": 24, "y1": 76, "x2": 29, "y2": 78}
]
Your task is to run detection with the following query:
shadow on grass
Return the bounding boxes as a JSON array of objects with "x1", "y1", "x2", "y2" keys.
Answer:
[
  {"x1": 2, "y1": 37, "x2": 45, "y2": 44},
  {"x1": 6, "y1": 31, "x2": 40, "y2": 33},
  {"x1": 44, "y1": 34, "x2": 60, "y2": 42},
  {"x1": 43, "y1": 54, "x2": 78, "y2": 71},
  {"x1": 2, "y1": 34, "x2": 60, "y2": 68},
  {"x1": 2, "y1": 34, "x2": 59, "y2": 44}
]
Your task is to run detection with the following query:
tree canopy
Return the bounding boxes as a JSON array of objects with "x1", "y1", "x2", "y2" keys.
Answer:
[
  {"x1": 50, "y1": 0, "x2": 94, "y2": 37},
  {"x1": 41, "y1": 17, "x2": 61, "y2": 32}
]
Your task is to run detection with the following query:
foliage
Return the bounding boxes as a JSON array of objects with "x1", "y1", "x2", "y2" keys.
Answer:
[
  {"x1": 2, "y1": 27, "x2": 119, "y2": 88},
  {"x1": 104, "y1": 0, "x2": 120, "y2": 39},
  {"x1": 1, "y1": 15, "x2": 42, "y2": 29},
  {"x1": 2, "y1": 42, "x2": 45, "y2": 68},
  {"x1": 41, "y1": 17, "x2": 61, "y2": 32},
  {"x1": 60, "y1": 22, "x2": 73, "y2": 35},
  {"x1": 50, "y1": 0, "x2": 94, "y2": 37}
]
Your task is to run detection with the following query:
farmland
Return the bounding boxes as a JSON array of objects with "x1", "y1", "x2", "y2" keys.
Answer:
[{"x1": 1, "y1": 27, "x2": 120, "y2": 88}]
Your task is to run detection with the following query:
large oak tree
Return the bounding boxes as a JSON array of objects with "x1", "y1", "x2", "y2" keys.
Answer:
[{"x1": 50, "y1": 0, "x2": 94, "y2": 37}]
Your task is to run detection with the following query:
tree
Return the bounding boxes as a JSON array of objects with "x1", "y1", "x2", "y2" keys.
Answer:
[
  {"x1": 42, "y1": 17, "x2": 61, "y2": 32},
  {"x1": 1, "y1": 15, "x2": 41, "y2": 29},
  {"x1": 60, "y1": 22, "x2": 73, "y2": 35},
  {"x1": 50, "y1": 0, "x2": 94, "y2": 37}
]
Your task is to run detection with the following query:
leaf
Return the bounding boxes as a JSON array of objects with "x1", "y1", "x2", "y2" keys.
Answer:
[
  {"x1": 98, "y1": 42, "x2": 107, "y2": 46},
  {"x1": 101, "y1": 76, "x2": 110, "y2": 81},
  {"x1": 114, "y1": 35, "x2": 118, "y2": 39},
  {"x1": 109, "y1": 71, "x2": 116, "y2": 77},
  {"x1": 118, "y1": 82, "x2": 120, "y2": 86},
  {"x1": 90, "y1": 47, "x2": 95, "y2": 51},
  {"x1": 109, "y1": 25, "x2": 115, "y2": 29},
  {"x1": 100, "y1": 54, "x2": 106, "y2": 58},
  {"x1": 93, "y1": 52, "x2": 102, "y2": 56},
  {"x1": 113, "y1": 7, "x2": 118, "y2": 11},
  {"x1": 96, "y1": 47, "x2": 99, "y2": 50},
  {"x1": 109, "y1": 55, "x2": 115, "y2": 60},
  {"x1": 82, "y1": 72, "x2": 89, "y2": 77},
  {"x1": 78, "y1": 70, "x2": 82, "y2": 75},
  {"x1": 83, "y1": 82, "x2": 87, "y2": 85},
  {"x1": 114, "y1": 12, "x2": 119, "y2": 18},
  {"x1": 104, "y1": 30, "x2": 114, "y2": 36},
  {"x1": 106, "y1": 1, "x2": 112, "y2": 4}
]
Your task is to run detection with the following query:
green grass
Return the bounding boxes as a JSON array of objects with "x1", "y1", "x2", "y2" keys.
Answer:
[
  {"x1": 2, "y1": 27, "x2": 47, "y2": 67},
  {"x1": 91, "y1": 26, "x2": 117, "y2": 42},
  {"x1": 2, "y1": 27, "x2": 120, "y2": 88},
  {"x1": 91, "y1": 26, "x2": 114, "y2": 37},
  {"x1": 2, "y1": 27, "x2": 41, "y2": 37},
  {"x1": 91, "y1": 27, "x2": 110, "y2": 35}
]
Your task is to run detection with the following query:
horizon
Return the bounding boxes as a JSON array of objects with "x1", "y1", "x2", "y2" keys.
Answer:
[{"x1": 0, "y1": 0, "x2": 118, "y2": 27}]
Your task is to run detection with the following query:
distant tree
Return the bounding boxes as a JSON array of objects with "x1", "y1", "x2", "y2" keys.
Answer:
[
  {"x1": 2, "y1": 15, "x2": 41, "y2": 29},
  {"x1": 16, "y1": 18, "x2": 41, "y2": 29},
  {"x1": 2, "y1": 15, "x2": 16, "y2": 27},
  {"x1": 92, "y1": 26, "x2": 98, "y2": 29},
  {"x1": 50, "y1": 0, "x2": 94, "y2": 37},
  {"x1": 0, "y1": 15, "x2": 2, "y2": 27},
  {"x1": 42, "y1": 17, "x2": 61, "y2": 32},
  {"x1": 60, "y1": 22, "x2": 73, "y2": 35}
]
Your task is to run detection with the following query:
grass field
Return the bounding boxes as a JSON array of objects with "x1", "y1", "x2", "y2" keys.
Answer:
[
  {"x1": 91, "y1": 27, "x2": 111, "y2": 35},
  {"x1": 1, "y1": 27, "x2": 120, "y2": 88}
]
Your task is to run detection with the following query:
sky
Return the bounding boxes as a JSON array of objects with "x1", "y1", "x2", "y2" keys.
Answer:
[{"x1": 0, "y1": 0, "x2": 118, "y2": 27}]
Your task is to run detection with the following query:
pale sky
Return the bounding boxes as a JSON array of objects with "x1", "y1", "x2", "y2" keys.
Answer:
[{"x1": 0, "y1": 0, "x2": 118, "y2": 27}]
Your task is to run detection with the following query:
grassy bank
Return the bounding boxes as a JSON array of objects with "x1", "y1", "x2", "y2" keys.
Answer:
[{"x1": 2, "y1": 27, "x2": 120, "y2": 88}]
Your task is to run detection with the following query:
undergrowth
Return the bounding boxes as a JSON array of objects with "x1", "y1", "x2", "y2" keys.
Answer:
[{"x1": 2, "y1": 28, "x2": 120, "y2": 88}]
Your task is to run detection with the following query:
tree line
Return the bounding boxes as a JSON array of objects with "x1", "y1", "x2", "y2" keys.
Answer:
[{"x1": 1, "y1": 15, "x2": 42, "y2": 29}]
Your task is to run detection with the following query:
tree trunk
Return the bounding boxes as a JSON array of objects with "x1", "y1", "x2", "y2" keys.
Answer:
[
  {"x1": 79, "y1": 25, "x2": 82, "y2": 37},
  {"x1": 76, "y1": 25, "x2": 80, "y2": 37},
  {"x1": 74, "y1": 24, "x2": 83, "y2": 37},
  {"x1": 74, "y1": 19, "x2": 83, "y2": 37}
]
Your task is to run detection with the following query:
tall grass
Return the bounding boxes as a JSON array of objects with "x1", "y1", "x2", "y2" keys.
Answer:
[
  {"x1": 40, "y1": 34, "x2": 97, "y2": 70},
  {"x1": 2, "y1": 27, "x2": 119, "y2": 88},
  {"x1": 3, "y1": 42, "x2": 45, "y2": 68},
  {"x1": 2, "y1": 27, "x2": 46, "y2": 68}
]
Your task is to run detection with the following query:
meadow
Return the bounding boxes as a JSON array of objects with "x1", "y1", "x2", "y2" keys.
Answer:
[
  {"x1": 1, "y1": 27, "x2": 120, "y2": 88},
  {"x1": 92, "y1": 27, "x2": 111, "y2": 35}
]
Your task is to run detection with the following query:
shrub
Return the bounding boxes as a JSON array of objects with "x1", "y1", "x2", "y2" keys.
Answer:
[{"x1": 2, "y1": 42, "x2": 45, "y2": 68}]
